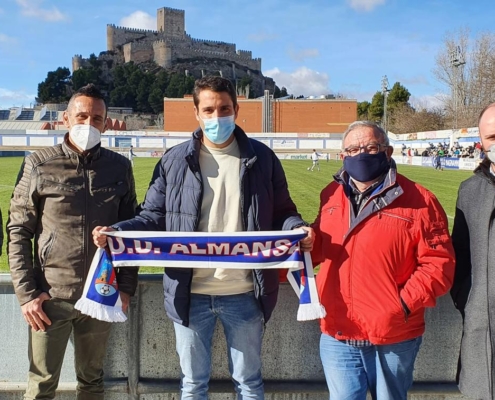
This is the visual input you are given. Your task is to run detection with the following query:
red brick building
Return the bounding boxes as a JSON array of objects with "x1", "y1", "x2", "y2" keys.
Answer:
[{"x1": 163, "y1": 96, "x2": 357, "y2": 133}]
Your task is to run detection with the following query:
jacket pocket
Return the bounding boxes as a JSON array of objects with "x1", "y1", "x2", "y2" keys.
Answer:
[
  {"x1": 39, "y1": 178, "x2": 79, "y2": 193},
  {"x1": 39, "y1": 231, "x2": 56, "y2": 268},
  {"x1": 378, "y1": 211, "x2": 414, "y2": 225},
  {"x1": 90, "y1": 181, "x2": 128, "y2": 208},
  {"x1": 91, "y1": 180, "x2": 127, "y2": 193}
]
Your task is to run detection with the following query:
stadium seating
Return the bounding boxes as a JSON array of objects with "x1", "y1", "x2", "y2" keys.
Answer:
[
  {"x1": 40, "y1": 111, "x2": 58, "y2": 121},
  {"x1": 15, "y1": 110, "x2": 34, "y2": 121}
]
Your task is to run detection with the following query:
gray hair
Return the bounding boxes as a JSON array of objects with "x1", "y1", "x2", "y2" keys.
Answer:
[{"x1": 342, "y1": 121, "x2": 390, "y2": 149}]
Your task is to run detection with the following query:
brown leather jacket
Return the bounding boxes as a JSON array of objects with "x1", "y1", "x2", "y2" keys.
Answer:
[{"x1": 7, "y1": 137, "x2": 138, "y2": 306}]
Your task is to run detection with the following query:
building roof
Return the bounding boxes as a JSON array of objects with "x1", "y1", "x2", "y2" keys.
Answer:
[{"x1": 0, "y1": 121, "x2": 49, "y2": 130}]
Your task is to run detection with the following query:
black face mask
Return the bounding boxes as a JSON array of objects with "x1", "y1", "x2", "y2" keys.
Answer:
[{"x1": 343, "y1": 151, "x2": 390, "y2": 182}]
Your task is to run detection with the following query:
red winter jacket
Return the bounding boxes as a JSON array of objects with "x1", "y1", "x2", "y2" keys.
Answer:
[{"x1": 311, "y1": 166, "x2": 455, "y2": 345}]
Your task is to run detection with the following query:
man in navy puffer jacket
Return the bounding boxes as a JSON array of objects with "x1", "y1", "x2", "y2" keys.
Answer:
[{"x1": 94, "y1": 76, "x2": 313, "y2": 399}]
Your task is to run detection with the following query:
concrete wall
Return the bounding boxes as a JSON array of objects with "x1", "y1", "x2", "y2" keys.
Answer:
[{"x1": 0, "y1": 274, "x2": 468, "y2": 399}]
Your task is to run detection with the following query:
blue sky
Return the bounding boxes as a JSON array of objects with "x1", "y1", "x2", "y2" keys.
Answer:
[{"x1": 0, "y1": 0, "x2": 491, "y2": 109}]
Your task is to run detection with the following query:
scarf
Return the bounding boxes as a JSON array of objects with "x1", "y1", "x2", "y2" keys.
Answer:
[{"x1": 75, "y1": 229, "x2": 326, "y2": 322}]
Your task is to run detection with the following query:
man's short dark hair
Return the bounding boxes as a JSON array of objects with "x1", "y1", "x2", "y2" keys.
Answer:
[
  {"x1": 193, "y1": 76, "x2": 237, "y2": 109},
  {"x1": 67, "y1": 84, "x2": 107, "y2": 115}
]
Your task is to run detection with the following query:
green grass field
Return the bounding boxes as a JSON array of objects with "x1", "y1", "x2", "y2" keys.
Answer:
[{"x1": 0, "y1": 157, "x2": 473, "y2": 272}]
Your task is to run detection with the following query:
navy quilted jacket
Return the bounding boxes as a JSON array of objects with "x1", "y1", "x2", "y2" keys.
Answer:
[{"x1": 116, "y1": 126, "x2": 305, "y2": 325}]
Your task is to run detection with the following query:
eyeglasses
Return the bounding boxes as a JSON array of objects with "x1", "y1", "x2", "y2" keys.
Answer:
[{"x1": 344, "y1": 143, "x2": 384, "y2": 157}]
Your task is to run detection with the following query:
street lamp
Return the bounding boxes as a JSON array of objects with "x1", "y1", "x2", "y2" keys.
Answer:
[
  {"x1": 450, "y1": 46, "x2": 465, "y2": 130},
  {"x1": 381, "y1": 75, "x2": 390, "y2": 133}
]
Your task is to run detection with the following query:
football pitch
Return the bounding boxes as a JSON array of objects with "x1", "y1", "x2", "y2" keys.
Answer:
[{"x1": 0, "y1": 156, "x2": 473, "y2": 272}]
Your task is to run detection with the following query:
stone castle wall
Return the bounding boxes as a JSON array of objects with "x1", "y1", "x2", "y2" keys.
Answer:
[
  {"x1": 107, "y1": 24, "x2": 159, "y2": 51},
  {"x1": 75, "y1": 7, "x2": 265, "y2": 93},
  {"x1": 123, "y1": 41, "x2": 154, "y2": 64},
  {"x1": 103, "y1": 6, "x2": 258, "y2": 69},
  {"x1": 172, "y1": 46, "x2": 262, "y2": 71}
]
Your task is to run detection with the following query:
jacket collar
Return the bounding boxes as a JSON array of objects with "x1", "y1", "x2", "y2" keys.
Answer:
[
  {"x1": 474, "y1": 158, "x2": 495, "y2": 184},
  {"x1": 185, "y1": 125, "x2": 257, "y2": 172},
  {"x1": 62, "y1": 132, "x2": 101, "y2": 163}
]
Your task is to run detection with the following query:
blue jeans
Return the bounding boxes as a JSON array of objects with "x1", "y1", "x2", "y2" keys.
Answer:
[
  {"x1": 173, "y1": 292, "x2": 265, "y2": 400},
  {"x1": 320, "y1": 334, "x2": 422, "y2": 400}
]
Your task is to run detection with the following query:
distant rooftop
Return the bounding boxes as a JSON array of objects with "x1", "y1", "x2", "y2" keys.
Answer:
[{"x1": 0, "y1": 107, "x2": 62, "y2": 123}]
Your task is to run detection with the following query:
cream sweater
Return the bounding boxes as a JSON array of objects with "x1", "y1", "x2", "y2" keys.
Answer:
[{"x1": 191, "y1": 139, "x2": 253, "y2": 295}]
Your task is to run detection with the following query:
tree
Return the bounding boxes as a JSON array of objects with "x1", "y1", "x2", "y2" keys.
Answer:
[
  {"x1": 368, "y1": 91, "x2": 384, "y2": 122},
  {"x1": 357, "y1": 101, "x2": 370, "y2": 120},
  {"x1": 274, "y1": 86, "x2": 290, "y2": 99},
  {"x1": 238, "y1": 76, "x2": 253, "y2": 98},
  {"x1": 389, "y1": 104, "x2": 446, "y2": 134},
  {"x1": 365, "y1": 82, "x2": 411, "y2": 125},
  {"x1": 387, "y1": 82, "x2": 410, "y2": 112},
  {"x1": 433, "y1": 28, "x2": 495, "y2": 128},
  {"x1": 72, "y1": 67, "x2": 101, "y2": 91},
  {"x1": 165, "y1": 74, "x2": 194, "y2": 98},
  {"x1": 37, "y1": 67, "x2": 71, "y2": 103}
]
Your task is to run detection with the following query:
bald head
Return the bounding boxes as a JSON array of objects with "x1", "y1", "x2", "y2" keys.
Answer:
[{"x1": 479, "y1": 103, "x2": 495, "y2": 154}]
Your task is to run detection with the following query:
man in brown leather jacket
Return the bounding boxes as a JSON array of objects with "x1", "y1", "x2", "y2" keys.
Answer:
[{"x1": 7, "y1": 84, "x2": 138, "y2": 400}]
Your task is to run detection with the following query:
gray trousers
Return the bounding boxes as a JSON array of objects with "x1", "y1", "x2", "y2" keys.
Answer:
[{"x1": 24, "y1": 298, "x2": 112, "y2": 400}]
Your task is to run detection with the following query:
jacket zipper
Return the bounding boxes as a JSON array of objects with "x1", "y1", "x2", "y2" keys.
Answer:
[
  {"x1": 378, "y1": 211, "x2": 413, "y2": 224},
  {"x1": 83, "y1": 159, "x2": 89, "y2": 280},
  {"x1": 193, "y1": 167, "x2": 203, "y2": 231},
  {"x1": 240, "y1": 162, "x2": 247, "y2": 231}
]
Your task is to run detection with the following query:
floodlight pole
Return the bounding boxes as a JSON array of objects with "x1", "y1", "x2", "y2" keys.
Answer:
[
  {"x1": 381, "y1": 75, "x2": 390, "y2": 133},
  {"x1": 450, "y1": 46, "x2": 466, "y2": 131}
]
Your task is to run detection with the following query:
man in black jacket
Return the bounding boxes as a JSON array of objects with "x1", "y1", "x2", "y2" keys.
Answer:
[
  {"x1": 93, "y1": 76, "x2": 313, "y2": 399},
  {"x1": 8, "y1": 84, "x2": 138, "y2": 400}
]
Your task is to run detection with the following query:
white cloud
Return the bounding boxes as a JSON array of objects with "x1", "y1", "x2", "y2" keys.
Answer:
[
  {"x1": 264, "y1": 67, "x2": 330, "y2": 97},
  {"x1": 0, "y1": 88, "x2": 36, "y2": 109},
  {"x1": 0, "y1": 8, "x2": 4, "y2": 14},
  {"x1": 247, "y1": 30, "x2": 278, "y2": 43},
  {"x1": 16, "y1": 0, "x2": 68, "y2": 22},
  {"x1": 288, "y1": 47, "x2": 319, "y2": 62},
  {"x1": 410, "y1": 94, "x2": 447, "y2": 111},
  {"x1": 0, "y1": 33, "x2": 17, "y2": 44},
  {"x1": 395, "y1": 74, "x2": 429, "y2": 86},
  {"x1": 347, "y1": 0, "x2": 386, "y2": 12},
  {"x1": 119, "y1": 11, "x2": 156, "y2": 30}
]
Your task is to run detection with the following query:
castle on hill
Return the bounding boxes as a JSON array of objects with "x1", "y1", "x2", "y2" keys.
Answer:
[{"x1": 72, "y1": 6, "x2": 274, "y2": 97}]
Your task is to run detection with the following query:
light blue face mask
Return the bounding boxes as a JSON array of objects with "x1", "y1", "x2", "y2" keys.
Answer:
[{"x1": 201, "y1": 115, "x2": 235, "y2": 145}]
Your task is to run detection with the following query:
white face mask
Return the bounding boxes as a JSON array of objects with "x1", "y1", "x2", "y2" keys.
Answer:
[{"x1": 69, "y1": 124, "x2": 101, "y2": 151}]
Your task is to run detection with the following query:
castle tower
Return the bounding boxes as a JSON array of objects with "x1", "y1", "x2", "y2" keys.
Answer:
[
  {"x1": 157, "y1": 7, "x2": 185, "y2": 38},
  {"x1": 107, "y1": 24, "x2": 116, "y2": 51},
  {"x1": 72, "y1": 54, "x2": 83, "y2": 72},
  {"x1": 153, "y1": 40, "x2": 172, "y2": 68}
]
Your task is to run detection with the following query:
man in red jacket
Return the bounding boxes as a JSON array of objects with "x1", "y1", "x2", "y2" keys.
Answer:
[{"x1": 311, "y1": 121, "x2": 455, "y2": 400}]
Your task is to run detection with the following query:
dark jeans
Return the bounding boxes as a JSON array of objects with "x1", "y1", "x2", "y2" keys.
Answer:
[{"x1": 24, "y1": 298, "x2": 112, "y2": 400}]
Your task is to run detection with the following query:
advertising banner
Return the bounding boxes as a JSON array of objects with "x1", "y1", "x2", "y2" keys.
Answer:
[
  {"x1": 422, "y1": 157, "x2": 434, "y2": 167},
  {"x1": 458, "y1": 158, "x2": 480, "y2": 170},
  {"x1": 412, "y1": 156, "x2": 423, "y2": 166},
  {"x1": 441, "y1": 157, "x2": 459, "y2": 170},
  {"x1": 273, "y1": 139, "x2": 297, "y2": 149}
]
